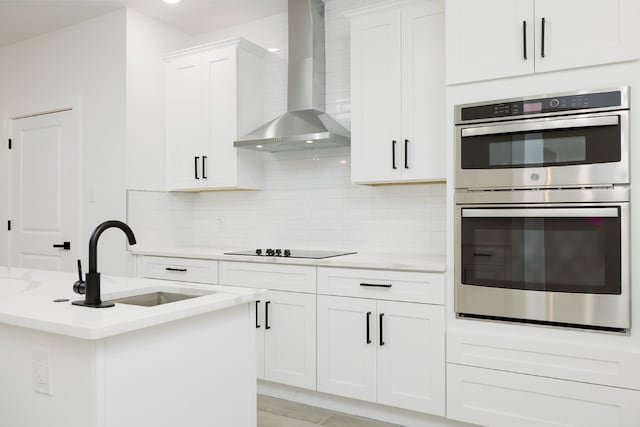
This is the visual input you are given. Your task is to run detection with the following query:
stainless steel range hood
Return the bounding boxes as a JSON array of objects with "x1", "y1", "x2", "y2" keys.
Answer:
[{"x1": 234, "y1": 0, "x2": 350, "y2": 152}]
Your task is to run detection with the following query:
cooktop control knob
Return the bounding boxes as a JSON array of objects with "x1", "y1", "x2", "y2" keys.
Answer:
[
  {"x1": 266, "y1": 248, "x2": 274, "y2": 256},
  {"x1": 255, "y1": 249, "x2": 262, "y2": 256},
  {"x1": 284, "y1": 249, "x2": 291, "y2": 257},
  {"x1": 275, "y1": 249, "x2": 282, "y2": 256},
  {"x1": 550, "y1": 98, "x2": 560, "y2": 108}
]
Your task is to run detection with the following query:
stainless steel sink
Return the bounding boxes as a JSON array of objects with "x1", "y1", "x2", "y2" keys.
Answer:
[{"x1": 112, "y1": 291, "x2": 209, "y2": 307}]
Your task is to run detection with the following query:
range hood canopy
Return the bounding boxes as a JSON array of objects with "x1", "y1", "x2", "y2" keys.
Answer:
[{"x1": 234, "y1": 0, "x2": 350, "y2": 152}]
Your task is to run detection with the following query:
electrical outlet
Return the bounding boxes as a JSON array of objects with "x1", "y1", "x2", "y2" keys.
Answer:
[{"x1": 32, "y1": 348, "x2": 53, "y2": 395}]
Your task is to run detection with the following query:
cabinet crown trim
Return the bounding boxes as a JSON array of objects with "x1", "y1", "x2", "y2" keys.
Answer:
[
  {"x1": 163, "y1": 37, "x2": 267, "y2": 62},
  {"x1": 344, "y1": 0, "x2": 443, "y2": 19}
]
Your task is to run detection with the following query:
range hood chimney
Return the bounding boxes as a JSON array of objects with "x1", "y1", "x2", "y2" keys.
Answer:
[{"x1": 234, "y1": 0, "x2": 350, "y2": 152}]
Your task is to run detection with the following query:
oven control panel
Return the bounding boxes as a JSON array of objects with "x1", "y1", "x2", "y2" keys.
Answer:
[{"x1": 459, "y1": 90, "x2": 624, "y2": 122}]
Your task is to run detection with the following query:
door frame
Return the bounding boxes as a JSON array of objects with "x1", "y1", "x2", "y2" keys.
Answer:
[{"x1": 4, "y1": 96, "x2": 83, "y2": 269}]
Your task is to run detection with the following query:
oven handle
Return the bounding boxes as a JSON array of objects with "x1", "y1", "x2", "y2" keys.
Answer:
[
  {"x1": 462, "y1": 207, "x2": 619, "y2": 218},
  {"x1": 461, "y1": 115, "x2": 619, "y2": 138}
]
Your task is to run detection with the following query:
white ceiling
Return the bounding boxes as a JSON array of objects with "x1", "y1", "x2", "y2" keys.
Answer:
[{"x1": 0, "y1": 0, "x2": 288, "y2": 48}]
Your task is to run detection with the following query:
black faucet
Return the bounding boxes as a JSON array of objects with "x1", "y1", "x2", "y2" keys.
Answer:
[{"x1": 72, "y1": 220, "x2": 137, "y2": 308}]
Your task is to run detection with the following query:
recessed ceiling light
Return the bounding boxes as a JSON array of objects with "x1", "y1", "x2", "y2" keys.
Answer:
[
  {"x1": 256, "y1": 145, "x2": 264, "y2": 148},
  {"x1": 163, "y1": 0, "x2": 182, "y2": 4},
  {"x1": 268, "y1": 48, "x2": 281, "y2": 53},
  {"x1": 305, "y1": 140, "x2": 314, "y2": 144}
]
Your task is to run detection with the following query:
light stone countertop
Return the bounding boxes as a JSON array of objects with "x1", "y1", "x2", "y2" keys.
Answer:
[
  {"x1": 0, "y1": 266, "x2": 265, "y2": 340},
  {"x1": 130, "y1": 246, "x2": 446, "y2": 273}
]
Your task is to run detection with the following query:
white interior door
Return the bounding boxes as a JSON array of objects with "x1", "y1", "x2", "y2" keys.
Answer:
[{"x1": 10, "y1": 110, "x2": 80, "y2": 272}]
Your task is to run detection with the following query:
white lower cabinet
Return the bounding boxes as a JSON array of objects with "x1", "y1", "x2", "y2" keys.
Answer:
[
  {"x1": 447, "y1": 364, "x2": 640, "y2": 427},
  {"x1": 220, "y1": 261, "x2": 317, "y2": 391},
  {"x1": 256, "y1": 290, "x2": 316, "y2": 390},
  {"x1": 317, "y1": 295, "x2": 445, "y2": 415}
]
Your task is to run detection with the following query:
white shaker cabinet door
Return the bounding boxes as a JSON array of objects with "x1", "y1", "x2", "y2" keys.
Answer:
[
  {"x1": 401, "y1": 2, "x2": 445, "y2": 182},
  {"x1": 446, "y1": 0, "x2": 534, "y2": 84},
  {"x1": 263, "y1": 290, "x2": 316, "y2": 390},
  {"x1": 534, "y1": 0, "x2": 640, "y2": 73},
  {"x1": 201, "y1": 47, "x2": 238, "y2": 188},
  {"x1": 317, "y1": 295, "x2": 378, "y2": 402},
  {"x1": 350, "y1": 8, "x2": 403, "y2": 183},
  {"x1": 376, "y1": 301, "x2": 445, "y2": 416},
  {"x1": 165, "y1": 54, "x2": 204, "y2": 190}
]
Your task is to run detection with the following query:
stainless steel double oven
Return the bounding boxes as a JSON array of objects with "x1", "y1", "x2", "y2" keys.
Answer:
[{"x1": 455, "y1": 88, "x2": 630, "y2": 332}]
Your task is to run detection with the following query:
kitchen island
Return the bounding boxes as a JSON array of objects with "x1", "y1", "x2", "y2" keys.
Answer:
[{"x1": 0, "y1": 266, "x2": 264, "y2": 427}]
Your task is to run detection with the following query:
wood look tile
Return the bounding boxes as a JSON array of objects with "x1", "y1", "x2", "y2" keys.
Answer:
[
  {"x1": 320, "y1": 413, "x2": 404, "y2": 427},
  {"x1": 257, "y1": 411, "x2": 321, "y2": 427},
  {"x1": 258, "y1": 395, "x2": 333, "y2": 424}
]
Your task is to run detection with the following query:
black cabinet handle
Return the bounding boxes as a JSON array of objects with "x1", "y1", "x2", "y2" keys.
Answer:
[
  {"x1": 404, "y1": 139, "x2": 409, "y2": 169},
  {"x1": 265, "y1": 301, "x2": 271, "y2": 330},
  {"x1": 366, "y1": 311, "x2": 372, "y2": 344},
  {"x1": 165, "y1": 267, "x2": 187, "y2": 272},
  {"x1": 473, "y1": 253, "x2": 492, "y2": 257},
  {"x1": 53, "y1": 241, "x2": 71, "y2": 250},
  {"x1": 360, "y1": 282, "x2": 392, "y2": 288},
  {"x1": 202, "y1": 156, "x2": 207, "y2": 179},
  {"x1": 255, "y1": 300, "x2": 261, "y2": 328},
  {"x1": 522, "y1": 21, "x2": 527, "y2": 60},
  {"x1": 194, "y1": 156, "x2": 200, "y2": 179},
  {"x1": 379, "y1": 313, "x2": 385, "y2": 346},
  {"x1": 392, "y1": 140, "x2": 397, "y2": 169},
  {"x1": 541, "y1": 17, "x2": 546, "y2": 58}
]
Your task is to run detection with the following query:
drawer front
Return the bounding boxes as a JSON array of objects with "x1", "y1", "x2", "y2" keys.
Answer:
[
  {"x1": 136, "y1": 256, "x2": 218, "y2": 284},
  {"x1": 447, "y1": 328, "x2": 640, "y2": 391},
  {"x1": 447, "y1": 364, "x2": 640, "y2": 427},
  {"x1": 219, "y1": 261, "x2": 316, "y2": 293},
  {"x1": 317, "y1": 267, "x2": 444, "y2": 304}
]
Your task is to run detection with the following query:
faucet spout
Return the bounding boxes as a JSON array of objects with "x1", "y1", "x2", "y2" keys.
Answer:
[
  {"x1": 88, "y1": 220, "x2": 137, "y2": 274},
  {"x1": 73, "y1": 220, "x2": 137, "y2": 308}
]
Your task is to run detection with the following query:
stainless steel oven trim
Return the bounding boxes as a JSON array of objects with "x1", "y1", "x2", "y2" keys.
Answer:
[
  {"x1": 455, "y1": 110, "x2": 629, "y2": 190},
  {"x1": 454, "y1": 86, "x2": 629, "y2": 125},
  {"x1": 454, "y1": 200, "x2": 630, "y2": 330},
  {"x1": 461, "y1": 114, "x2": 619, "y2": 138}
]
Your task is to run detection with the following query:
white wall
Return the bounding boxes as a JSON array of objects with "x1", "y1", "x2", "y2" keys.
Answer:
[
  {"x1": 128, "y1": 0, "x2": 447, "y2": 258},
  {"x1": 125, "y1": 9, "x2": 191, "y2": 192},
  {"x1": 0, "y1": 10, "x2": 129, "y2": 275}
]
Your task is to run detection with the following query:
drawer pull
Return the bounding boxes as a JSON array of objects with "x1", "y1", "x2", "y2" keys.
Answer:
[
  {"x1": 165, "y1": 267, "x2": 187, "y2": 272},
  {"x1": 360, "y1": 282, "x2": 392, "y2": 288},
  {"x1": 473, "y1": 253, "x2": 492, "y2": 257},
  {"x1": 379, "y1": 313, "x2": 385, "y2": 346},
  {"x1": 366, "y1": 312, "x2": 372, "y2": 344}
]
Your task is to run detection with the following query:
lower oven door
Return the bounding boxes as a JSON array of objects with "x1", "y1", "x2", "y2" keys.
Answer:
[{"x1": 455, "y1": 202, "x2": 629, "y2": 330}]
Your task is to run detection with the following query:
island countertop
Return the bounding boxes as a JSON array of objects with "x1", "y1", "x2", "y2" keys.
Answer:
[{"x1": 0, "y1": 266, "x2": 264, "y2": 340}]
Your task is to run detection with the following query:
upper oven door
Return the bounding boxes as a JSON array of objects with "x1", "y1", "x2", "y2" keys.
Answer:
[{"x1": 455, "y1": 111, "x2": 629, "y2": 189}]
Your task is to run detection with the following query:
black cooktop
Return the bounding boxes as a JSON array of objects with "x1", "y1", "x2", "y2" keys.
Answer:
[{"x1": 224, "y1": 249, "x2": 357, "y2": 259}]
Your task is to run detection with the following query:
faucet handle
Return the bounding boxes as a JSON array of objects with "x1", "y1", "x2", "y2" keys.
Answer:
[{"x1": 73, "y1": 259, "x2": 86, "y2": 295}]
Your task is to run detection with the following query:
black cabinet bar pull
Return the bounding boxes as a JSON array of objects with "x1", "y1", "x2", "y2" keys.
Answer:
[
  {"x1": 522, "y1": 21, "x2": 527, "y2": 60},
  {"x1": 379, "y1": 313, "x2": 385, "y2": 346},
  {"x1": 165, "y1": 267, "x2": 187, "y2": 272},
  {"x1": 255, "y1": 300, "x2": 261, "y2": 328},
  {"x1": 202, "y1": 156, "x2": 207, "y2": 179},
  {"x1": 366, "y1": 311, "x2": 372, "y2": 344},
  {"x1": 473, "y1": 253, "x2": 492, "y2": 257},
  {"x1": 53, "y1": 241, "x2": 71, "y2": 250},
  {"x1": 404, "y1": 139, "x2": 409, "y2": 169},
  {"x1": 265, "y1": 301, "x2": 271, "y2": 330},
  {"x1": 194, "y1": 156, "x2": 200, "y2": 179},
  {"x1": 541, "y1": 17, "x2": 546, "y2": 58},
  {"x1": 360, "y1": 282, "x2": 392, "y2": 288},
  {"x1": 392, "y1": 140, "x2": 397, "y2": 169}
]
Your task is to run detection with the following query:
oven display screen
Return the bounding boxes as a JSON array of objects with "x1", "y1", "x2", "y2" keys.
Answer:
[{"x1": 523, "y1": 101, "x2": 543, "y2": 113}]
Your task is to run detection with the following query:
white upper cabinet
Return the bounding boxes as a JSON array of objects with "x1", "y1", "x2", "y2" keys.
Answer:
[
  {"x1": 350, "y1": 0, "x2": 445, "y2": 184},
  {"x1": 164, "y1": 38, "x2": 266, "y2": 191},
  {"x1": 447, "y1": 0, "x2": 640, "y2": 84}
]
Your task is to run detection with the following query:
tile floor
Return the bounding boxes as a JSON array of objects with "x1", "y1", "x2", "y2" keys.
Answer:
[{"x1": 257, "y1": 395, "x2": 405, "y2": 427}]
